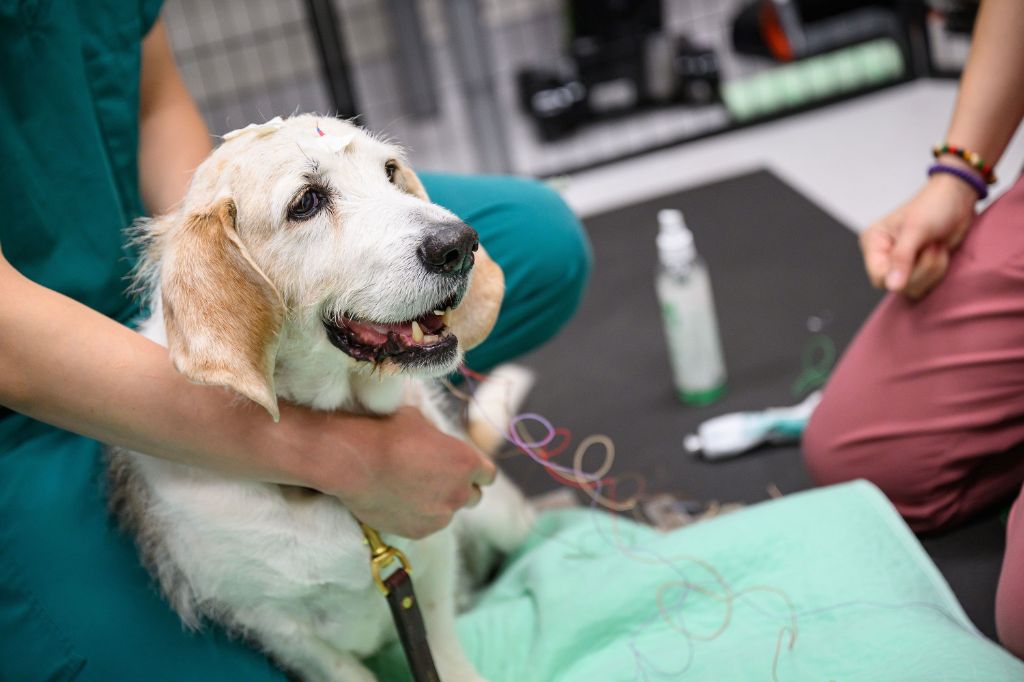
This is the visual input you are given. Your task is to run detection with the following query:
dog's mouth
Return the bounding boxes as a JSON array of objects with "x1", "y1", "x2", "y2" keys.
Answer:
[{"x1": 322, "y1": 291, "x2": 461, "y2": 366}]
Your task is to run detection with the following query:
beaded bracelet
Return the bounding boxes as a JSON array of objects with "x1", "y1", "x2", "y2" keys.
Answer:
[
  {"x1": 932, "y1": 142, "x2": 997, "y2": 184},
  {"x1": 928, "y1": 163, "x2": 988, "y2": 201}
]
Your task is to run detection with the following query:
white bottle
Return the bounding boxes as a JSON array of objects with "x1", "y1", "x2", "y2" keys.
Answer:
[
  {"x1": 683, "y1": 391, "x2": 823, "y2": 460},
  {"x1": 655, "y1": 209, "x2": 727, "y2": 405}
]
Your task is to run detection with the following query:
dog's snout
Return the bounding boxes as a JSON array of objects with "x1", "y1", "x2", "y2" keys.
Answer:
[{"x1": 417, "y1": 221, "x2": 479, "y2": 275}]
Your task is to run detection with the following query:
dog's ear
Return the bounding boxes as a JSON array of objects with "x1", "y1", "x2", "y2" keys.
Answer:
[
  {"x1": 159, "y1": 197, "x2": 285, "y2": 421},
  {"x1": 390, "y1": 160, "x2": 431, "y2": 202},
  {"x1": 449, "y1": 244, "x2": 504, "y2": 350}
]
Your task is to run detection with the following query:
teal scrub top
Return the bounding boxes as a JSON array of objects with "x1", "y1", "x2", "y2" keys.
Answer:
[
  {"x1": 0, "y1": 2, "x2": 289, "y2": 679},
  {"x1": 0, "y1": 0, "x2": 157, "y2": 324}
]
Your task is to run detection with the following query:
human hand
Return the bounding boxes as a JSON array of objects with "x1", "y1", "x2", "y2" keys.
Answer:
[
  {"x1": 278, "y1": 405, "x2": 496, "y2": 539},
  {"x1": 860, "y1": 171, "x2": 978, "y2": 299}
]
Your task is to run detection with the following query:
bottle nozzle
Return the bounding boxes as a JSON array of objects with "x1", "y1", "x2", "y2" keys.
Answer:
[
  {"x1": 657, "y1": 209, "x2": 696, "y2": 267},
  {"x1": 658, "y1": 209, "x2": 686, "y2": 231}
]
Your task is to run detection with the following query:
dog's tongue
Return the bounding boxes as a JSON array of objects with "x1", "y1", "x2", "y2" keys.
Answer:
[
  {"x1": 417, "y1": 311, "x2": 445, "y2": 334},
  {"x1": 343, "y1": 311, "x2": 445, "y2": 347},
  {"x1": 346, "y1": 320, "x2": 392, "y2": 346}
]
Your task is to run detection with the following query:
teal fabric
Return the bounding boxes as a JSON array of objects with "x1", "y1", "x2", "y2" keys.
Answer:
[
  {"x1": 0, "y1": 0, "x2": 158, "y2": 324},
  {"x1": 0, "y1": 418, "x2": 284, "y2": 681},
  {"x1": 369, "y1": 481, "x2": 1024, "y2": 681},
  {"x1": 419, "y1": 173, "x2": 592, "y2": 372}
]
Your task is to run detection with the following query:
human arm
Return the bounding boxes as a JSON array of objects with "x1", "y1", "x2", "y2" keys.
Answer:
[
  {"x1": 861, "y1": 0, "x2": 1024, "y2": 298},
  {"x1": 137, "y1": 20, "x2": 213, "y2": 215},
  {"x1": 0, "y1": 249, "x2": 493, "y2": 538}
]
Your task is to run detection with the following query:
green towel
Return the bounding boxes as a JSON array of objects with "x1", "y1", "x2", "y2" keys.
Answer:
[{"x1": 368, "y1": 481, "x2": 1024, "y2": 681}]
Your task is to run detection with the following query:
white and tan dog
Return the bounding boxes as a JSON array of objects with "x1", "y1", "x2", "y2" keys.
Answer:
[{"x1": 108, "y1": 114, "x2": 533, "y2": 681}]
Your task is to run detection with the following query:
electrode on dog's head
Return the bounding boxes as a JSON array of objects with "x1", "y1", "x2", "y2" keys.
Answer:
[
  {"x1": 222, "y1": 118, "x2": 356, "y2": 159},
  {"x1": 311, "y1": 122, "x2": 356, "y2": 154},
  {"x1": 222, "y1": 116, "x2": 286, "y2": 141}
]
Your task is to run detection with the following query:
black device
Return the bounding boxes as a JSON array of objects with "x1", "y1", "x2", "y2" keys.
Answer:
[{"x1": 516, "y1": 0, "x2": 722, "y2": 141}]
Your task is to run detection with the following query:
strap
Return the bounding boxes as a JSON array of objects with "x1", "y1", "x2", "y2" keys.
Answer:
[{"x1": 384, "y1": 568, "x2": 440, "y2": 682}]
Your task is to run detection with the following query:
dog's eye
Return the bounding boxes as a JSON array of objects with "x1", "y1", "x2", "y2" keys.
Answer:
[
  {"x1": 385, "y1": 160, "x2": 398, "y2": 183},
  {"x1": 289, "y1": 189, "x2": 325, "y2": 220}
]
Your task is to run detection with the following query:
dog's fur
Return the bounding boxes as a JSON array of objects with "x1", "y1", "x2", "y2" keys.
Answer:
[{"x1": 108, "y1": 115, "x2": 533, "y2": 681}]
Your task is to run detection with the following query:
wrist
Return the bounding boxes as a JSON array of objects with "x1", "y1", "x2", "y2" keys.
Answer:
[
  {"x1": 236, "y1": 401, "x2": 310, "y2": 488},
  {"x1": 266, "y1": 403, "x2": 378, "y2": 497},
  {"x1": 927, "y1": 163, "x2": 988, "y2": 202},
  {"x1": 932, "y1": 142, "x2": 997, "y2": 184},
  {"x1": 935, "y1": 153, "x2": 979, "y2": 175}
]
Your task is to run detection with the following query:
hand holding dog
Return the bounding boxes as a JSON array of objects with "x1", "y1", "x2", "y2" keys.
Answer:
[
  {"x1": 281, "y1": 404, "x2": 497, "y2": 539},
  {"x1": 860, "y1": 171, "x2": 976, "y2": 299}
]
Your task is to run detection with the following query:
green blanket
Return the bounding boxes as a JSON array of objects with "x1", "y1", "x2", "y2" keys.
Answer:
[{"x1": 369, "y1": 481, "x2": 1023, "y2": 681}]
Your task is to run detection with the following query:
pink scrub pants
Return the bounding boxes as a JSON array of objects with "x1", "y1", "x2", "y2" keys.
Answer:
[{"x1": 803, "y1": 173, "x2": 1024, "y2": 658}]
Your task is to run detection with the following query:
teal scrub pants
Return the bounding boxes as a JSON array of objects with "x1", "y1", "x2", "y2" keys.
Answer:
[{"x1": 0, "y1": 174, "x2": 590, "y2": 681}]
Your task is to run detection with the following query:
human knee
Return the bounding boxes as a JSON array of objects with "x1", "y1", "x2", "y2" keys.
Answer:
[
  {"x1": 508, "y1": 178, "x2": 592, "y2": 302},
  {"x1": 462, "y1": 179, "x2": 591, "y2": 369},
  {"x1": 996, "y1": 500, "x2": 1024, "y2": 660},
  {"x1": 997, "y1": 598, "x2": 1024, "y2": 660},
  {"x1": 801, "y1": 395, "x2": 858, "y2": 487},
  {"x1": 802, "y1": 397, "x2": 959, "y2": 532}
]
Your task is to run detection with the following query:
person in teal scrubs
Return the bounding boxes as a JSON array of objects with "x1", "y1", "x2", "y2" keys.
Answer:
[{"x1": 0, "y1": 2, "x2": 590, "y2": 678}]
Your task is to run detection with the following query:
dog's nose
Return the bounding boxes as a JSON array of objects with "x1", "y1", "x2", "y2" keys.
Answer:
[{"x1": 418, "y1": 221, "x2": 479, "y2": 275}]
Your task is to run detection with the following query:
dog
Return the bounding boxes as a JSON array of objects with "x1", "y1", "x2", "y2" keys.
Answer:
[{"x1": 107, "y1": 114, "x2": 535, "y2": 681}]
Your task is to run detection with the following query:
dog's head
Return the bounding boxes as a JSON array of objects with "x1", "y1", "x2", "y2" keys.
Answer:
[{"x1": 138, "y1": 115, "x2": 503, "y2": 420}]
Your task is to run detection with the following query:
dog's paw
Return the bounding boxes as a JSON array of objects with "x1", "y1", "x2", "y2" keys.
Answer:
[{"x1": 496, "y1": 494, "x2": 536, "y2": 553}]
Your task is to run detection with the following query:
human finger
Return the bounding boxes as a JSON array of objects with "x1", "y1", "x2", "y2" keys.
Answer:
[
  {"x1": 885, "y1": 221, "x2": 931, "y2": 292},
  {"x1": 903, "y1": 245, "x2": 949, "y2": 300},
  {"x1": 464, "y1": 484, "x2": 483, "y2": 509},
  {"x1": 860, "y1": 224, "x2": 894, "y2": 288},
  {"x1": 471, "y1": 455, "x2": 497, "y2": 487}
]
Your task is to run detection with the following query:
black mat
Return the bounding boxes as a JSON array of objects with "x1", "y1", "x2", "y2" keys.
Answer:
[{"x1": 504, "y1": 169, "x2": 1006, "y2": 639}]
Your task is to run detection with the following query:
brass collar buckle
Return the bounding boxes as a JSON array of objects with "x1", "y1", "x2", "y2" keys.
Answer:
[{"x1": 359, "y1": 522, "x2": 412, "y2": 595}]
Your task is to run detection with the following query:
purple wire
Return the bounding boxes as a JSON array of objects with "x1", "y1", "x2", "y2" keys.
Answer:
[
  {"x1": 455, "y1": 367, "x2": 603, "y2": 481},
  {"x1": 506, "y1": 412, "x2": 555, "y2": 448},
  {"x1": 505, "y1": 412, "x2": 602, "y2": 482}
]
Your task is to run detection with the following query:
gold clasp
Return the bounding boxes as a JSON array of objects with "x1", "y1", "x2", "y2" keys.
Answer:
[{"x1": 359, "y1": 522, "x2": 412, "y2": 595}]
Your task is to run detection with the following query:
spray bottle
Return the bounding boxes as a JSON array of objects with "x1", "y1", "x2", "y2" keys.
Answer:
[{"x1": 655, "y1": 209, "x2": 726, "y2": 405}]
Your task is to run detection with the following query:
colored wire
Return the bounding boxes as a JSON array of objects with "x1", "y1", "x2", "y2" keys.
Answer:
[{"x1": 790, "y1": 332, "x2": 836, "y2": 397}]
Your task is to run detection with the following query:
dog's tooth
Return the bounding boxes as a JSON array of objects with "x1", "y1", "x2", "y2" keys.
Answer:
[
  {"x1": 442, "y1": 308, "x2": 452, "y2": 326},
  {"x1": 433, "y1": 309, "x2": 444, "y2": 316},
  {"x1": 423, "y1": 334, "x2": 439, "y2": 344},
  {"x1": 411, "y1": 320, "x2": 424, "y2": 342}
]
